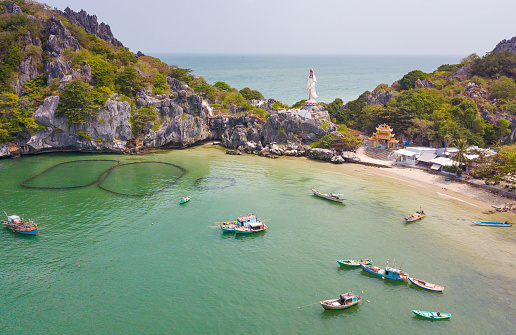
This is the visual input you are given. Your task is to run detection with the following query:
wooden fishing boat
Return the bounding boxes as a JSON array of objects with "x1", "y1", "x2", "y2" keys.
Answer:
[
  {"x1": 472, "y1": 221, "x2": 512, "y2": 227},
  {"x1": 412, "y1": 310, "x2": 451, "y2": 320},
  {"x1": 405, "y1": 211, "x2": 425, "y2": 222},
  {"x1": 408, "y1": 277, "x2": 444, "y2": 292},
  {"x1": 219, "y1": 221, "x2": 238, "y2": 232},
  {"x1": 320, "y1": 291, "x2": 361, "y2": 310},
  {"x1": 360, "y1": 263, "x2": 409, "y2": 281},
  {"x1": 234, "y1": 222, "x2": 268, "y2": 234},
  {"x1": 311, "y1": 188, "x2": 345, "y2": 203},
  {"x1": 219, "y1": 213, "x2": 267, "y2": 234},
  {"x1": 1, "y1": 214, "x2": 38, "y2": 235},
  {"x1": 337, "y1": 259, "x2": 372, "y2": 267},
  {"x1": 179, "y1": 196, "x2": 190, "y2": 204}
]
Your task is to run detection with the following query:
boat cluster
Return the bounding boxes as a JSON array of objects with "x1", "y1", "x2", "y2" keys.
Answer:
[
  {"x1": 322, "y1": 259, "x2": 449, "y2": 319},
  {"x1": 219, "y1": 213, "x2": 268, "y2": 235}
]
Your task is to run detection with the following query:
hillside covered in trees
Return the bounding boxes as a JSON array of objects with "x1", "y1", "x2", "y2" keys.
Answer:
[{"x1": 325, "y1": 51, "x2": 516, "y2": 148}]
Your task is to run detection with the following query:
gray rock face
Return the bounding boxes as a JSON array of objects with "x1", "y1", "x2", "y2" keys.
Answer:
[
  {"x1": 414, "y1": 79, "x2": 436, "y2": 89},
  {"x1": 364, "y1": 90, "x2": 395, "y2": 106},
  {"x1": 5, "y1": 3, "x2": 22, "y2": 14},
  {"x1": 58, "y1": 7, "x2": 125, "y2": 48},
  {"x1": 493, "y1": 36, "x2": 516, "y2": 54},
  {"x1": 308, "y1": 148, "x2": 334, "y2": 161},
  {"x1": 452, "y1": 64, "x2": 471, "y2": 78},
  {"x1": 26, "y1": 96, "x2": 134, "y2": 153},
  {"x1": 46, "y1": 16, "x2": 81, "y2": 58},
  {"x1": 15, "y1": 56, "x2": 39, "y2": 94},
  {"x1": 167, "y1": 77, "x2": 194, "y2": 93}
]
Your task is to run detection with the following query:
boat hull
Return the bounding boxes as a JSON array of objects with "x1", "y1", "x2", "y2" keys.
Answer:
[
  {"x1": 320, "y1": 298, "x2": 361, "y2": 310},
  {"x1": 234, "y1": 224, "x2": 268, "y2": 234},
  {"x1": 405, "y1": 214, "x2": 425, "y2": 222},
  {"x1": 408, "y1": 277, "x2": 444, "y2": 292},
  {"x1": 337, "y1": 259, "x2": 372, "y2": 267},
  {"x1": 2, "y1": 221, "x2": 38, "y2": 235},
  {"x1": 360, "y1": 264, "x2": 408, "y2": 281},
  {"x1": 311, "y1": 188, "x2": 344, "y2": 203},
  {"x1": 472, "y1": 221, "x2": 512, "y2": 227},
  {"x1": 412, "y1": 310, "x2": 451, "y2": 319}
]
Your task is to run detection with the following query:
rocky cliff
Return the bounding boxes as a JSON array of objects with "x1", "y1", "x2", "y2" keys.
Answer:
[
  {"x1": 492, "y1": 36, "x2": 516, "y2": 54},
  {"x1": 57, "y1": 7, "x2": 125, "y2": 48}
]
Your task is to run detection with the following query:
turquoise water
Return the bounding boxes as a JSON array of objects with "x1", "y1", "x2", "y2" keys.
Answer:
[
  {"x1": 1, "y1": 147, "x2": 515, "y2": 334},
  {"x1": 151, "y1": 54, "x2": 462, "y2": 105}
]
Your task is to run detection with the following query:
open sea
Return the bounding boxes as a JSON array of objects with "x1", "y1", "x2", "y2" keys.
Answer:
[
  {"x1": 1, "y1": 146, "x2": 515, "y2": 334},
  {"x1": 151, "y1": 54, "x2": 463, "y2": 105}
]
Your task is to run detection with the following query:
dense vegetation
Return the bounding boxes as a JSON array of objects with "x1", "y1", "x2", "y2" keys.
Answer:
[
  {"x1": 0, "y1": 0, "x2": 271, "y2": 143},
  {"x1": 325, "y1": 52, "x2": 516, "y2": 149}
]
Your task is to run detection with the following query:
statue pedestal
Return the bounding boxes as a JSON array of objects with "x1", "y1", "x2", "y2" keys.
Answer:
[{"x1": 304, "y1": 100, "x2": 317, "y2": 109}]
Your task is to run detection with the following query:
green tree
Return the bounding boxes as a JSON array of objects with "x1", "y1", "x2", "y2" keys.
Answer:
[
  {"x1": 89, "y1": 55, "x2": 114, "y2": 89},
  {"x1": 152, "y1": 73, "x2": 168, "y2": 95},
  {"x1": 451, "y1": 138, "x2": 470, "y2": 175},
  {"x1": 461, "y1": 53, "x2": 480, "y2": 64},
  {"x1": 115, "y1": 66, "x2": 144, "y2": 97},
  {"x1": 491, "y1": 76, "x2": 516, "y2": 100},
  {"x1": 130, "y1": 106, "x2": 159, "y2": 136},
  {"x1": 239, "y1": 87, "x2": 264, "y2": 100},
  {"x1": 55, "y1": 79, "x2": 101, "y2": 124},
  {"x1": 214, "y1": 81, "x2": 231, "y2": 91},
  {"x1": 399, "y1": 70, "x2": 429, "y2": 90},
  {"x1": 471, "y1": 52, "x2": 516, "y2": 79}
]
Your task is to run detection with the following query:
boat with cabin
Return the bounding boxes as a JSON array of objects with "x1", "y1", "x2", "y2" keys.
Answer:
[
  {"x1": 405, "y1": 210, "x2": 425, "y2": 222},
  {"x1": 320, "y1": 291, "x2": 361, "y2": 310},
  {"x1": 337, "y1": 259, "x2": 372, "y2": 267},
  {"x1": 408, "y1": 277, "x2": 444, "y2": 292},
  {"x1": 360, "y1": 263, "x2": 409, "y2": 281},
  {"x1": 472, "y1": 221, "x2": 512, "y2": 227},
  {"x1": 219, "y1": 213, "x2": 267, "y2": 234},
  {"x1": 179, "y1": 196, "x2": 190, "y2": 204},
  {"x1": 1, "y1": 214, "x2": 38, "y2": 235},
  {"x1": 412, "y1": 310, "x2": 451, "y2": 320},
  {"x1": 311, "y1": 188, "x2": 345, "y2": 203}
]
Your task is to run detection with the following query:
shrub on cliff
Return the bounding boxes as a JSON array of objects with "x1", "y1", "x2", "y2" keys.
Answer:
[
  {"x1": 130, "y1": 106, "x2": 158, "y2": 136},
  {"x1": 55, "y1": 79, "x2": 101, "y2": 124},
  {"x1": 239, "y1": 87, "x2": 263, "y2": 100},
  {"x1": 399, "y1": 70, "x2": 430, "y2": 90},
  {"x1": 471, "y1": 52, "x2": 516, "y2": 79}
]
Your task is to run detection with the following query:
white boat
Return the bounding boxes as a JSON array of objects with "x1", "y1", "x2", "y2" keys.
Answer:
[{"x1": 311, "y1": 188, "x2": 345, "y2": 203}]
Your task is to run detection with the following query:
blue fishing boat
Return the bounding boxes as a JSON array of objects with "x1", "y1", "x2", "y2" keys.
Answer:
[
  {"x1": 1, "y1": 214, "x2": 38, "y2": 235},
  {"x1": 472, "y1": 221, "x2": 512, "y2": 227},
  {"x1": 360, "y1": 263, "x2": 408, "y2": 281},
  {"x1": 219, "y1": 213, "x2": 267, "y2": 234}
]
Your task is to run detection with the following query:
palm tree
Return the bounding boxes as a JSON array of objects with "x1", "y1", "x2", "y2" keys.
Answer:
[{"x1": 451, "y1": 138, "x2": 470, "y2": 175}]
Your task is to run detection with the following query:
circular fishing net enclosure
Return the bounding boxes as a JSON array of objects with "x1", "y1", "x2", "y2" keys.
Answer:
[
  {"x1": 21, "y1": 160, "x2": 187, "y2": 197},
  {"x1": 21, "y1": 160, "x2": 122, "y2": 189},
  {"x1": 98, "y1": 162, "x2": 187, "y2": 197},
  {"x1": 193, "y1": 177, "x2": 236, "y2": 190}
]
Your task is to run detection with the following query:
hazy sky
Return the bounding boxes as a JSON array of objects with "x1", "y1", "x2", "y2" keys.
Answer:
[{"x1": 45, "y1": 0, "x2": 515, "y2": 56}]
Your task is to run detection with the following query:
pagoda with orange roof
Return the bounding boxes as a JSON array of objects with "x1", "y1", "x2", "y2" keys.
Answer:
[{"x1": 368, "y1": 124, "x2": 399, "y2": 149}]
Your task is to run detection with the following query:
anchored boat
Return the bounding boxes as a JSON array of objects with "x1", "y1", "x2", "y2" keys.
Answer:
[
  {"x1": 1, "y1": 214, "x2": 38, "y2": 235},
  {"x1": 337, "y1": 259, "x2": 372, "y2": 267},
  {"x1": 472, "y1": 221, "x2": 512, "y2": 227},
  {"x1": 360, "y1": 263, "x2": 408, "y2": 281},
  {"x1": 320, "y1": 291, "x2": 361, "y2": 310},
  {"x1": 311, "y1": 188, "x2": 345, "y2": 203},
  {"x1": 412, "y1": 310, "x2": 451, "y2": 320},
  {"x1": 179, "y1": 196, "x2": 190, "y2": 204},
  {"x1": 219, "y1": 213, "x2": 267, "y2": 234},
  {"x1": 408, "y1": 277, "x2": 444, "y2": 292},
  {"x1": 405, "y1": 210, "x2": 426, "y2": 222}
]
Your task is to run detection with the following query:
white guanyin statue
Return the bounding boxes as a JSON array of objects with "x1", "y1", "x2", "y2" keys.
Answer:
[{"x1": 305, "y1": 69, "x2": 318, "y2": 108}]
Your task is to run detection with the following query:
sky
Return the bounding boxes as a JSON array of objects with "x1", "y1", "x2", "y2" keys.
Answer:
[{"x1": 45, "y1": 0, "x2": 516, "y2": 56}]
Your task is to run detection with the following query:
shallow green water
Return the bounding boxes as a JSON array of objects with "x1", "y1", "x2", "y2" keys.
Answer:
[{"x1": 1, "y1": 147, "x2": 515, "y2": 334}]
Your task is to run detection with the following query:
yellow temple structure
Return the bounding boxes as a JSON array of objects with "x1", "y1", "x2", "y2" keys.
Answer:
[{"x1": 368, "y1": 124, "x2": 399, "y2": 149}]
